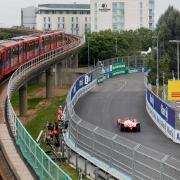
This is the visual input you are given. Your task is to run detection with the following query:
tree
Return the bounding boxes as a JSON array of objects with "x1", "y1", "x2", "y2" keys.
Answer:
[
  {"x1": 156, "y1": 6, "x2": 180, "y2": 74},
  {"x1": 79, "y1": 28, "x2": 153, "y2": 65}
]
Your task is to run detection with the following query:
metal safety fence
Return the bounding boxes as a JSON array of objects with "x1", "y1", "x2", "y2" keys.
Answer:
[
  {"x1": 65, "y1": 56, "x2": 180, "y2": 180},
  {"x1": 6, "y1": 34, "x2": 82, "y2": 180}
]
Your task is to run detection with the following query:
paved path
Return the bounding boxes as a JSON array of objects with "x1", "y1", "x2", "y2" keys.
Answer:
[
  {"x1": 0, "y1": 80, "x2": 35, "y2": 180},
  {"x1": 75, "y1": 73, "x2": 180, "y2": 160}
]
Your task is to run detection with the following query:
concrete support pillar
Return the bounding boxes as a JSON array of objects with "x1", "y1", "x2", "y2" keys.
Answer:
[
  {"x1": 107, "y1": 174, "x2": 110, "y2": 180},
  {"x1": 84, "y1": 160, "x2": 87, "y2": 177},
  {"x1": 76, "y1": 154, "x2": 79, "y2": 170},
  {"x1": 95, "y1": 167, "x2": 99, "y2": 180},
  {"x1": 54, "y1": 64, "x2": 59, "y2": 87},
  {"x1": 54, "y1": 62, "x2": 63, "y2": 87},
  {"x1": 70, "y1": 54, "x2": 78, "y2": 68},
  {"x1": 46, "y1": 67, "x2": 53, "y2": 98},
  {"x1": 19, "y1": 83, "x2": 27, "y2": 116},
  {"x1": 74, "y1": 53, "x2": 78, "y2": 68}
]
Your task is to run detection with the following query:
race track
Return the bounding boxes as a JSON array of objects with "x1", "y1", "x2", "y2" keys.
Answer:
[{"x1": 75, "y1": 73, "x2": 180, "y2": 160}]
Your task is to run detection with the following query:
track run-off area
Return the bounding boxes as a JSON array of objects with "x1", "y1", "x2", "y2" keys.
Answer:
[{"x1": 75, "y1": 73, "x2": 180, "y2": 160}]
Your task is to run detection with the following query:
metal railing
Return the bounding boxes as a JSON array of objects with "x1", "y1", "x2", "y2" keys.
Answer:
[
  {"x1": 6, "y1": 34, "x2": 82, "y2": 180},
  {"x1": 65, "y1": 57, "x2": 180, "y2": 180}
]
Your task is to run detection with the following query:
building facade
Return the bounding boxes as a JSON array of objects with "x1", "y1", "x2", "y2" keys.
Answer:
[
  {"x1": 21, "y1": 6, "x2": 38, "y2": 29},
  {"x1": 90, "y1": 0, "x2": 155, "y2": 32},
  {"x1": 36, "y1": 4, "x2": 91, "y2": 36}
]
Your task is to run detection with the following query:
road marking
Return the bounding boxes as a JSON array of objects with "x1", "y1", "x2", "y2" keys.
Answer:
[{"x1": 117, "y1": 80, "x2": 127, "y2": 92}]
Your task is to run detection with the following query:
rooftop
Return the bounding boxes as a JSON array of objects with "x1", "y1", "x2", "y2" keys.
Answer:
[{"x1": 38, "y1": 4, "x2": 90, "y2": 10}]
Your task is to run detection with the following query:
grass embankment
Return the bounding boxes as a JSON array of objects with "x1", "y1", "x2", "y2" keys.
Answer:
[{"x1": 11, "y1": 83, "x2": 89, "y2": 180}]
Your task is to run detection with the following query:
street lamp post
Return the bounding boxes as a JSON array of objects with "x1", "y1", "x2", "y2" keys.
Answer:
[
  {"x1": 115, "y1": 38, "x2": 118, "y2": 54},
  {"x1": 87, "y1": 37, "x2": 90, "y2": 70},
  {"x1": 169, "y1": 40, "x2": 180, "y2": 80},
  {"x1": 153, "y1": 35, "x2": 159, "y2": 96}
]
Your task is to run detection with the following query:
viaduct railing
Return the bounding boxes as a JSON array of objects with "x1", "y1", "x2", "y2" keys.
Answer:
[
  {"x1": 6, "y1": 34, "x2": 82, "y2": 180},
  {"x1": 64, "y1": 56, "x2": 180, "y2": 180}
]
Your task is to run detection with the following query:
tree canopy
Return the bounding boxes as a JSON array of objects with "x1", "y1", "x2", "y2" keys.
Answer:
[
  {"x1": 79, "y1": 28, "x2": 153, "y2": 65},
  {"x1": 148, "y1": 6, "x2": 180, "y2": 84}
]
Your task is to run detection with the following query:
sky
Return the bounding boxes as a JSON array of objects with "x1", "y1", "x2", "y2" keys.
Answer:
[{"x1": 0, "y1": 0, "x2": 180, "y2": 27}]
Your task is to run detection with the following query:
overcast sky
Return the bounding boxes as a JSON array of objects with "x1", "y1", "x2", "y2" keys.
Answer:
[{"x1": 0, "y1": 0, "x2": 180, "y2": 27}]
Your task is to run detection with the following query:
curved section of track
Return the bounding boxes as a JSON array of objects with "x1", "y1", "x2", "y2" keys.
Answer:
[{"x1": 75, "y1": 73, "x2": 180, "y2": 160}]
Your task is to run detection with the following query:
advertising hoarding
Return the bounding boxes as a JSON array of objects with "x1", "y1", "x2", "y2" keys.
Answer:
[
  {"x1": 71, "y1": 73, "x2": 92, "y2": 100},
  {"x1": 147, "y1": 89, "x2": 175, "y2": 128},
  {"x1": 168, "y1": 80, "x2": 180, "y2": 100},
  {"x1": 106, "y1": 63, "x2": 128, "y2": 78}
]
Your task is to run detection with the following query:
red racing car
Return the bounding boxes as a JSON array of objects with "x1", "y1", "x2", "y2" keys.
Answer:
[{"x1": 117, "y1": 118, "x2": 140, "y2": 132}]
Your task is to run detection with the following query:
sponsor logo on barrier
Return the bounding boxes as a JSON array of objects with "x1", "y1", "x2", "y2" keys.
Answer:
[
  {"x1": 71, "y1": 73, "x2": 93, "y2": 100},
  {"x1": 166, "y1": 125, "x2": 174, "y2": 139},
  {"x1": 147, "y1": 98, "x2": 174, "y2": 140},
  {"x1": 150, "y1": 94, "x2": 154, "y2": 107},
  {"x1": 176, "y1": 132, "x2": 180, "y2": 141},
  {"x1": 160, "y1": 104, "x2": 168, "y2": 120},
  {"x1": 147, "y1": 89, "x2": 175, "y2": 128}
]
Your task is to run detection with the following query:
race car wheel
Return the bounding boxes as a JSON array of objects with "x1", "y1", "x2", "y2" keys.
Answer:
[
  {"x1": 136, "y1": 124, "x2": 141, "y2": 132},
  {"x1": 120, "y1": 124, "x2": 125, "y2": 132}
]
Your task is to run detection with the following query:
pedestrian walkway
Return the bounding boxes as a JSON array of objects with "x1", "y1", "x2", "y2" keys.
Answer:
[{"x1": 0, "y1": 81, "x2": 35, "y2": 180}]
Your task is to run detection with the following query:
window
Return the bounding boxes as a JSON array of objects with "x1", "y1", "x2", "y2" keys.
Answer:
[
  {"x1": 62, "y1": 17, "x2": 65, "y2": 22},
  {"x1": 48, "y1": 17, "x2": 51, "y2": 22},
  {"x1": 76, "y1": 17, "x2": 78, "y2": 22},
  {"x1": 140, "y1": 2, "x2": 143, "y2": 8},
  {"x1": 58, "y1": 17, "x2": 60, "y2": 22},
  {"x1": 94, "y1": 3, "x2": 97, "y2": 10},
  {"x1": 85, "y1": 17, "x2": 87, "y2": 22},
  {"x1": 43, "y1": 17, "x2": 46, "y2": 22},
  {"x1": 72, "y1": 17, "x2": 74, "y2": 22},
  {"x1": 76, "y1": 24, "x2": 79, "y2": 28}
]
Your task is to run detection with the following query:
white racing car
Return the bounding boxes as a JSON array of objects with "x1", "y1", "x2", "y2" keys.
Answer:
[{"x1": 117, "y1": 118, "x2": 140, "y2": 132}]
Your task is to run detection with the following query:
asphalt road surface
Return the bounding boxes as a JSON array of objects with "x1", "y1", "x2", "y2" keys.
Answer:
[{"x1": 75, "y1": 73, "x2": 180, "y2": 160}]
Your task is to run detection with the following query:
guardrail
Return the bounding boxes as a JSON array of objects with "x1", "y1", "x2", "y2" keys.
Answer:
[
  {"x1": 145, "y1": 76, "x2": 180, "y2": 144},
  {"x1": 6, "y1": 34, "x2": 82, "y2": 180},
  {"x1": 65, "y1": 57, "x2": 180, "y2": 180}
]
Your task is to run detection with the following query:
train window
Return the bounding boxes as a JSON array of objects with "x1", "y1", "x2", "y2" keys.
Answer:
[
  {"x1": 42, "y1": 38, "x2": 45, "y2": 48},
  {"x1": 35, "y1": 41, "x2": 39, "y2": 48},
  {"x1": 13, "y1": 46, "x2": 19, "y2": 56},
  {"x1": 6, "y1": 49, "x2": 11, "y2": 68},
  {"x1": 25, "y1": 44, "x2": 29, "y2": 52}
]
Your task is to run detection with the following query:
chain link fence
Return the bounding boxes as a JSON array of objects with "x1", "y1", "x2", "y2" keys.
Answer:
[{"x1": 65, "y1": 56, "x2": 180, "y2": 180}]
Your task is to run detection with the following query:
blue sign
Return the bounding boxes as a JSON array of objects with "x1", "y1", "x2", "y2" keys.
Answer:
[
  {"x1": 147, "y1": 89, "x2": 175, "y2": 128},
  {"x1": 71, "y1": 73, "x2": 93, "y2": 100}
]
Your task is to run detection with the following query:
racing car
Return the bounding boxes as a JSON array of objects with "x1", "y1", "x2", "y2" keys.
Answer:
[{"x1": 117, "y1": 118, "x2": 140, "y2": 132}]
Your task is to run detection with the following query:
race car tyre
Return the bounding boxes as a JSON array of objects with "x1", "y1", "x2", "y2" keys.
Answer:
[
  {"x1": 136, "y1": 124, "x2": 141, "y2": 132},
  {"x1": 120, "y1": 124, "x2": 125, "y2": 132}
]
